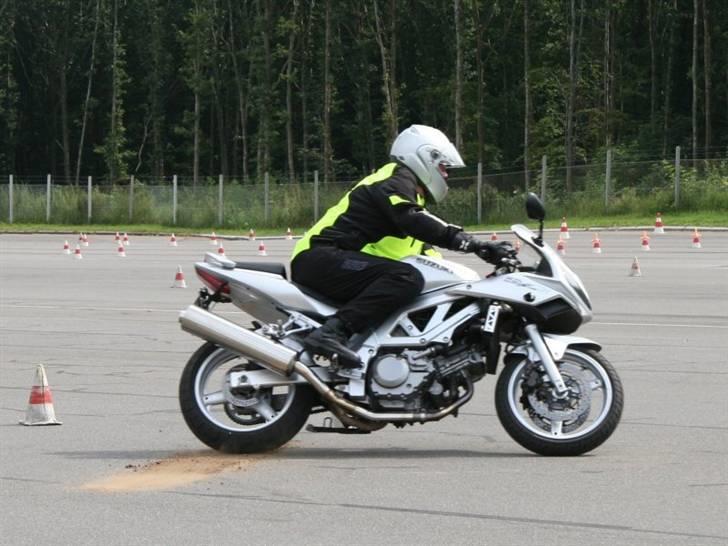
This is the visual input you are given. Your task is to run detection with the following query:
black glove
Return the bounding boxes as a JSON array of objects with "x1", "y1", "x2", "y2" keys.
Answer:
[{"x1": 450, "y1": 232, "x2": 515, "y2": 265}]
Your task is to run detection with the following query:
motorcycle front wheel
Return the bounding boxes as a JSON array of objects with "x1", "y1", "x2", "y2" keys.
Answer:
[
  {"x1": 179, "y1": 342, "x2": 314, "y2": 453},
  {"x1": 495, "y1": 348, "x2": 623, "y2": 456}
]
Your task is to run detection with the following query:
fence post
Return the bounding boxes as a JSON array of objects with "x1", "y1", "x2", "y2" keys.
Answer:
[
  {"x1": 476, "y1": 162, "x2": 483, "y2": 225},
  {"x1": 218, "y1": 174, "x2": 223, "y2": 226},
  {"x1": 8, "y1": 174, "x2": 13, "y2": 223},
  {"x1": 129, "y1": 175, "x2": 134, "y2": 221},
  {"x1": 87, "y1": 175, "x2": 92, "y2": 222},
  {"x1": 46, "y1": 173, "x2": 51, "y2": 222},
  {"x1": 172, "y1": 175, "x2": 178, "y2": 225},
  {"x1": 264, "y1": 172, "x2": 270, "y2": 224},
  {"x1": 540, "y1": 155, "x2": 547, "y2": 202},
  {"x1": 313, "y1": 170, "x2": 319, "y2": 220},
  {"x1": 604, "y1": 148, "x2": 612, "y2": 209},
  {"x1": 674, "y1": 145, "x2": 681, "y2": 208}
]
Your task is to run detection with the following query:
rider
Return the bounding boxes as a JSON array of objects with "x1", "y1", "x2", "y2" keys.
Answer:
[{"x1": 291, "y1": 124, "x2": 513, "y2": 370}]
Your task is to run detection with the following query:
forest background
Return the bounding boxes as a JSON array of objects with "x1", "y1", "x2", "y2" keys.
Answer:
[{"x1": 0, "y1": 0, "x2": 726, "y2": 229}]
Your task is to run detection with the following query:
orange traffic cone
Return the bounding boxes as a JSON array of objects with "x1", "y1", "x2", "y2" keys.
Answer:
[
  {"x1": 169, "y1": 233, "x2": 178, "y2": 246},
  {"x1": 217, "y1": 242, "x2": 226, "y2": 257},
  {"x1": 513, "y1": 239, "x2": 522, "y2": 253},
  {"x1": 63, "y1": 240, "x2": 70, "y2": 254},
  {"x1": 114, "y1": 231, "x2": 120, "y2": 242},
  {"x1": 692, "y1": 228, "x2": 702, "y2": 248},
  {"x1": 172, "y1": 266, "x2": 187, "y2": 288},
  {"x1": 592, "y1": 233, "x2": 602, "y2": 254},
  {"x1": 629, "y1": 256, "x2": 642, "y2": 277},
  {"x1": 560, "y1": 217, "x2": 570, "y2": 239},
  {"x1": 641, "y1": 231, "x2": 651, "y2": 251},
  {"x1": 74, "y1": 244, "x2": 83, "y2": 259},
  {"x1": 80, "y1": 233, "x2": 89, "y2": 247},
  {"x1": 490, "y1": 232, "x2": 498, "y2": 241},
  {"x1": 210, "y1": 231, "x2": 218, "y2": 245},
  {"x1": 556, "y1": 238, "x2": 566, "y2": 255},
  {"x1": 117, "y1": 242, "x2": 126, "y2": 257},
  {"x1": 654, "y1": 212, "x2": 665, "y2": 234},
  {"x1": 249, "y1": 228, "x2": 256, "y2": 240},
  {"x1": 122, "y1": 232, "x2": 130, "y2": 246},
  {"x1": 286, "y1": 227, "x2": 293, "y2": 240},
  {"x1": 19, "y1": 365, "x2": 62, "y2": 426},
  {"x1": 258, "y1": 242, "x2": 268, "y2": 256}
]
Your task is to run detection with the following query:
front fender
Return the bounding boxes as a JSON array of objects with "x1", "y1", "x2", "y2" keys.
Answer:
[{"x1": 505, "y1": 334, "x2": 601, "y2": 364}]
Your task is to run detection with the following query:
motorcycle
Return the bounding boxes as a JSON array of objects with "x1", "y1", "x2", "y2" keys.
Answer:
[{"x1": 178, "y1": 194, "x2": 623, "y2": 456}]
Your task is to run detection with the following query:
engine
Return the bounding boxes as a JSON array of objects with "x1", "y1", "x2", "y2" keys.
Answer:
[{"x1": 368, "y1": 345, "x2": 485, "y2": 411}]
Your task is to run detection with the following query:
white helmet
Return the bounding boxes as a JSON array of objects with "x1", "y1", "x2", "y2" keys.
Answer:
[{"x1": 389, "y1": 124, "x2": 465, "y2": 203}]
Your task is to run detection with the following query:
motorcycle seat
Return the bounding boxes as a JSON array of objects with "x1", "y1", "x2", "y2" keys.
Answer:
[
  {"x1": 292, "y1": 282, "x2": 341, "y2": 310},
  {"x1": 235, "y1": 261, "x2": 287, "y2": 279}
]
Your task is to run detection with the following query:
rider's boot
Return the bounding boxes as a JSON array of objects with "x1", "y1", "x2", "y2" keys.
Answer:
[{"x1": 303, "y1": 317, "x2": 361, "y2": 370}]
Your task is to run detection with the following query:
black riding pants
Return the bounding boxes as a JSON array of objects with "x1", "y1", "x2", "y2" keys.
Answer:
[{"x1": 291, "y1": 246, "x2": 425, "y2": 333}]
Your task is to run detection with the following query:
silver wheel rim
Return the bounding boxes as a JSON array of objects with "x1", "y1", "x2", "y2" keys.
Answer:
[
  {"x1": 194, "y1": 347, "x2": 296, "y2": 432},
  {"x1": 507, "y1": 349, "x2": 614, "y2": 440}
]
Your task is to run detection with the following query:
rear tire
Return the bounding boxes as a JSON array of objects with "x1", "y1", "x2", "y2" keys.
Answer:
[
  {"x1": 179, "y1": 342, "x2": 314, "y2": 454},
  {"x1": 495, "y1": 349, "x2": 623, "y2": 456}
]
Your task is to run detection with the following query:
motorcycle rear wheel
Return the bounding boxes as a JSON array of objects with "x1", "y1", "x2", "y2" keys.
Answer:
[
  {"x1": 495, "y1": 348, "x2": 623, "y2": 456},
  {"x1": 179, "y1": 342, "x2": 314, "y2": 453}
]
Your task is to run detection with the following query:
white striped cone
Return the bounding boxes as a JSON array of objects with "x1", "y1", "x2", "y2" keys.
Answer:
[
  {"x1": 74, "y1": 245, "x2": 83, "y2": 259},
  {"x1": 692, "y1": 229, "x2": 702, "y2": 248},
  {"x1": 258, "y1": 242, "x2": 267, "y2": 256},
  {"x1": 514, "y1": 239, "x2": 522, "y2": 253},
  {"x1": 249, "y1": 229, "x2": 256, "y2": 240},
  {"x1": 217, "y1": 243, "x2": 226, "y2": 257},
  {"x1": 490, "y1": 232, "x2": 498, "y2": 241},
  {"x1": 63, "y1": 240, "x2": 70, "y2": 254},
  {"x1": 172, "y1": 266, "x2": 187, "y2": 288},
  {"x1": 19, "y1": 365, "x2": 62, "y2": 426},
  {"x1": 641, "y1": 232, "x2": 651, "y2": 251},
  {"x1": 122, "y1": 232, "x2": 129, "y2": 246},
  {"x1": 629, "y1": 256, "x2": 642, "y2": 277},
  {"x1": 556, "y1": 238, "x2": 566, "y2": 255},
  {"x1": 114, "y1": 231, "x2": 120, "y2": 242},
  {"x1": 592, "y1": 234, "x2": 602, "y2": 254},
  {"x1": 81, "y1": 233, "x2": 89, "y2": 246},
  {"x1": 117, "y1": 243, "x2": 126, "y2": 257},
  {"x1": 654, "y1": 212, "x2": 665, "y2": 234},
  {"x1": 169, "y1": 233, "x2": 178, "y2": 246},
  {"x1": 560, "y1": 217, "x2": 570, "y2": 239},
  {"x1": 286, "y1": 227, "x2": 293, "y2": 240},
  {"x1": 210, "y1": 232, "x2": 218, "y2": 245}
]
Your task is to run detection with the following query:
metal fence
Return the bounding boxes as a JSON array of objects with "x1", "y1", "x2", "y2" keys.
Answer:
[{"x1": 1, "y1": 148, "x2": 727, "y2": 228}]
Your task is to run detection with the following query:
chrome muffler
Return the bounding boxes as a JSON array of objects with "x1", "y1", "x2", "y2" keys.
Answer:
[{"x1": 178, "y1": 305, "x2": 472, "y2": 423}]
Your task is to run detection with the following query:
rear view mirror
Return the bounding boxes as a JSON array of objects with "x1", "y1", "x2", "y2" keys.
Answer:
[{"x1": 526, "y1": 193, "x2": 546, "y2": 221}]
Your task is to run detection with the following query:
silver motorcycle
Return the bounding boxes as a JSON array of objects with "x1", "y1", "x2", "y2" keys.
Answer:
[{"x1": 178, "y1": 194, "x2": 623, "y2": 456}]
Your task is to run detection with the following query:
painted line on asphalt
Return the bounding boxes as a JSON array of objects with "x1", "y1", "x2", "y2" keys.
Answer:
[{"x1": 591, "y1": 321, "x2": 728, "y2": 329}]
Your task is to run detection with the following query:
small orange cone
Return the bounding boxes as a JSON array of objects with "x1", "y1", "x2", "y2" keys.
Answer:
[
  {"x1": 556, "y1": 238, "x2": 566, "y2": 255},
  {"x1": 560, "y1": 217, "x2": 570, "y2": 239},
  {"x1": 114, "y1": 231, "x2": 120, "y2": 242},
  {"x1": 19, "y1": 365, "x2": 62, "y2": 426},
  {"x1": 629, "y1": 256, "x2": 642, "y2": 277},
  {"x1": 490, "y1": 232, "x2": 498, "y2": 241},
  {"x1": 258, "y1": 242, "x2": 268, "y2": 256},
  {"x1": 217, "y1": 242, "x2": 226, "y2": 257},
  {"x1": 172, "y1": 266, "x2": 187, "y2": 288},
  {"x1": 122, "y1": 232, "x2": 130, "y2": 246},
  {"x1": 210, "y1": 231, "x2": 218, "y2": 245},
  {"x1": 641, "y1": 231, "x2": 651, "y2": 251},
  {"x1": 63, "y1": 240, "x2": 70, "y2": 254},
  {"x1": 74, "y1": 244, "x2": 83, "y2": 259},
  {"x1": 513, "y1": 239, "x2": 522, "y2": 253},
  {"x1": 692, "y1": 228, "x2": 702, "y2": 248},
  {"x1": 169, "y1": 233, "x2": 178, "y2": 246},
  {"x1": 249, "y1": 228, "x2": 256, "y2": 240},
  {"x1": 80, "y1": 233, "x2": 89, "y2": 247},
  {"x1": 592, "y1": 233, "x2": 602, "y2": 254},
  {"x1": 286, "y1": 227, "x2": 293, "y2": 240},
  {"x1": 654, "y1": 212, "x2": 665, "y2": 234},
  {"x1": 117, "y1": 242, "x2": 126, "y2": 257}
]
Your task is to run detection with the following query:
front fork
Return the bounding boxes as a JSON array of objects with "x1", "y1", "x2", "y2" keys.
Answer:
[{"x1": 523, "y1": 323, "x2": 568, "y2": 394}]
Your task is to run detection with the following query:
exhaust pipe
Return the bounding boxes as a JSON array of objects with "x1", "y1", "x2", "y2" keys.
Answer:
[
  {"x1": 179, "y1": 305, "x2": 296, "y2": 376},
  {"x1": 179, "y1": 305, "x2": 472, "y2": 423}
]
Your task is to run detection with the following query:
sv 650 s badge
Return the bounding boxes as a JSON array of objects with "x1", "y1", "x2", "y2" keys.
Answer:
[{"x1": 503, "y1": 276, "x2": 540, "y2": 291}]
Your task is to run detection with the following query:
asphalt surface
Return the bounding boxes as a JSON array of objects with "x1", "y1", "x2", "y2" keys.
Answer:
[{"x1": 1, "y1": 230, "x2": 727, "y2": 545}]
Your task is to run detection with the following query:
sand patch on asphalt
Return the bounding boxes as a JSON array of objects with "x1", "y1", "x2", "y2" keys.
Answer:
[{"x1": 80, "y1": 451, "x2": 257, "y2": 492}]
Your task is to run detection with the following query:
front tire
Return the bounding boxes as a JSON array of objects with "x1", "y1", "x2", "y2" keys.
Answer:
[
  {"x1": 179, "y1": 342, "x2": 314, "y2": 453},
  {"x1": 495, "y1": 348, "x2": 623, "y2": 456}
]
